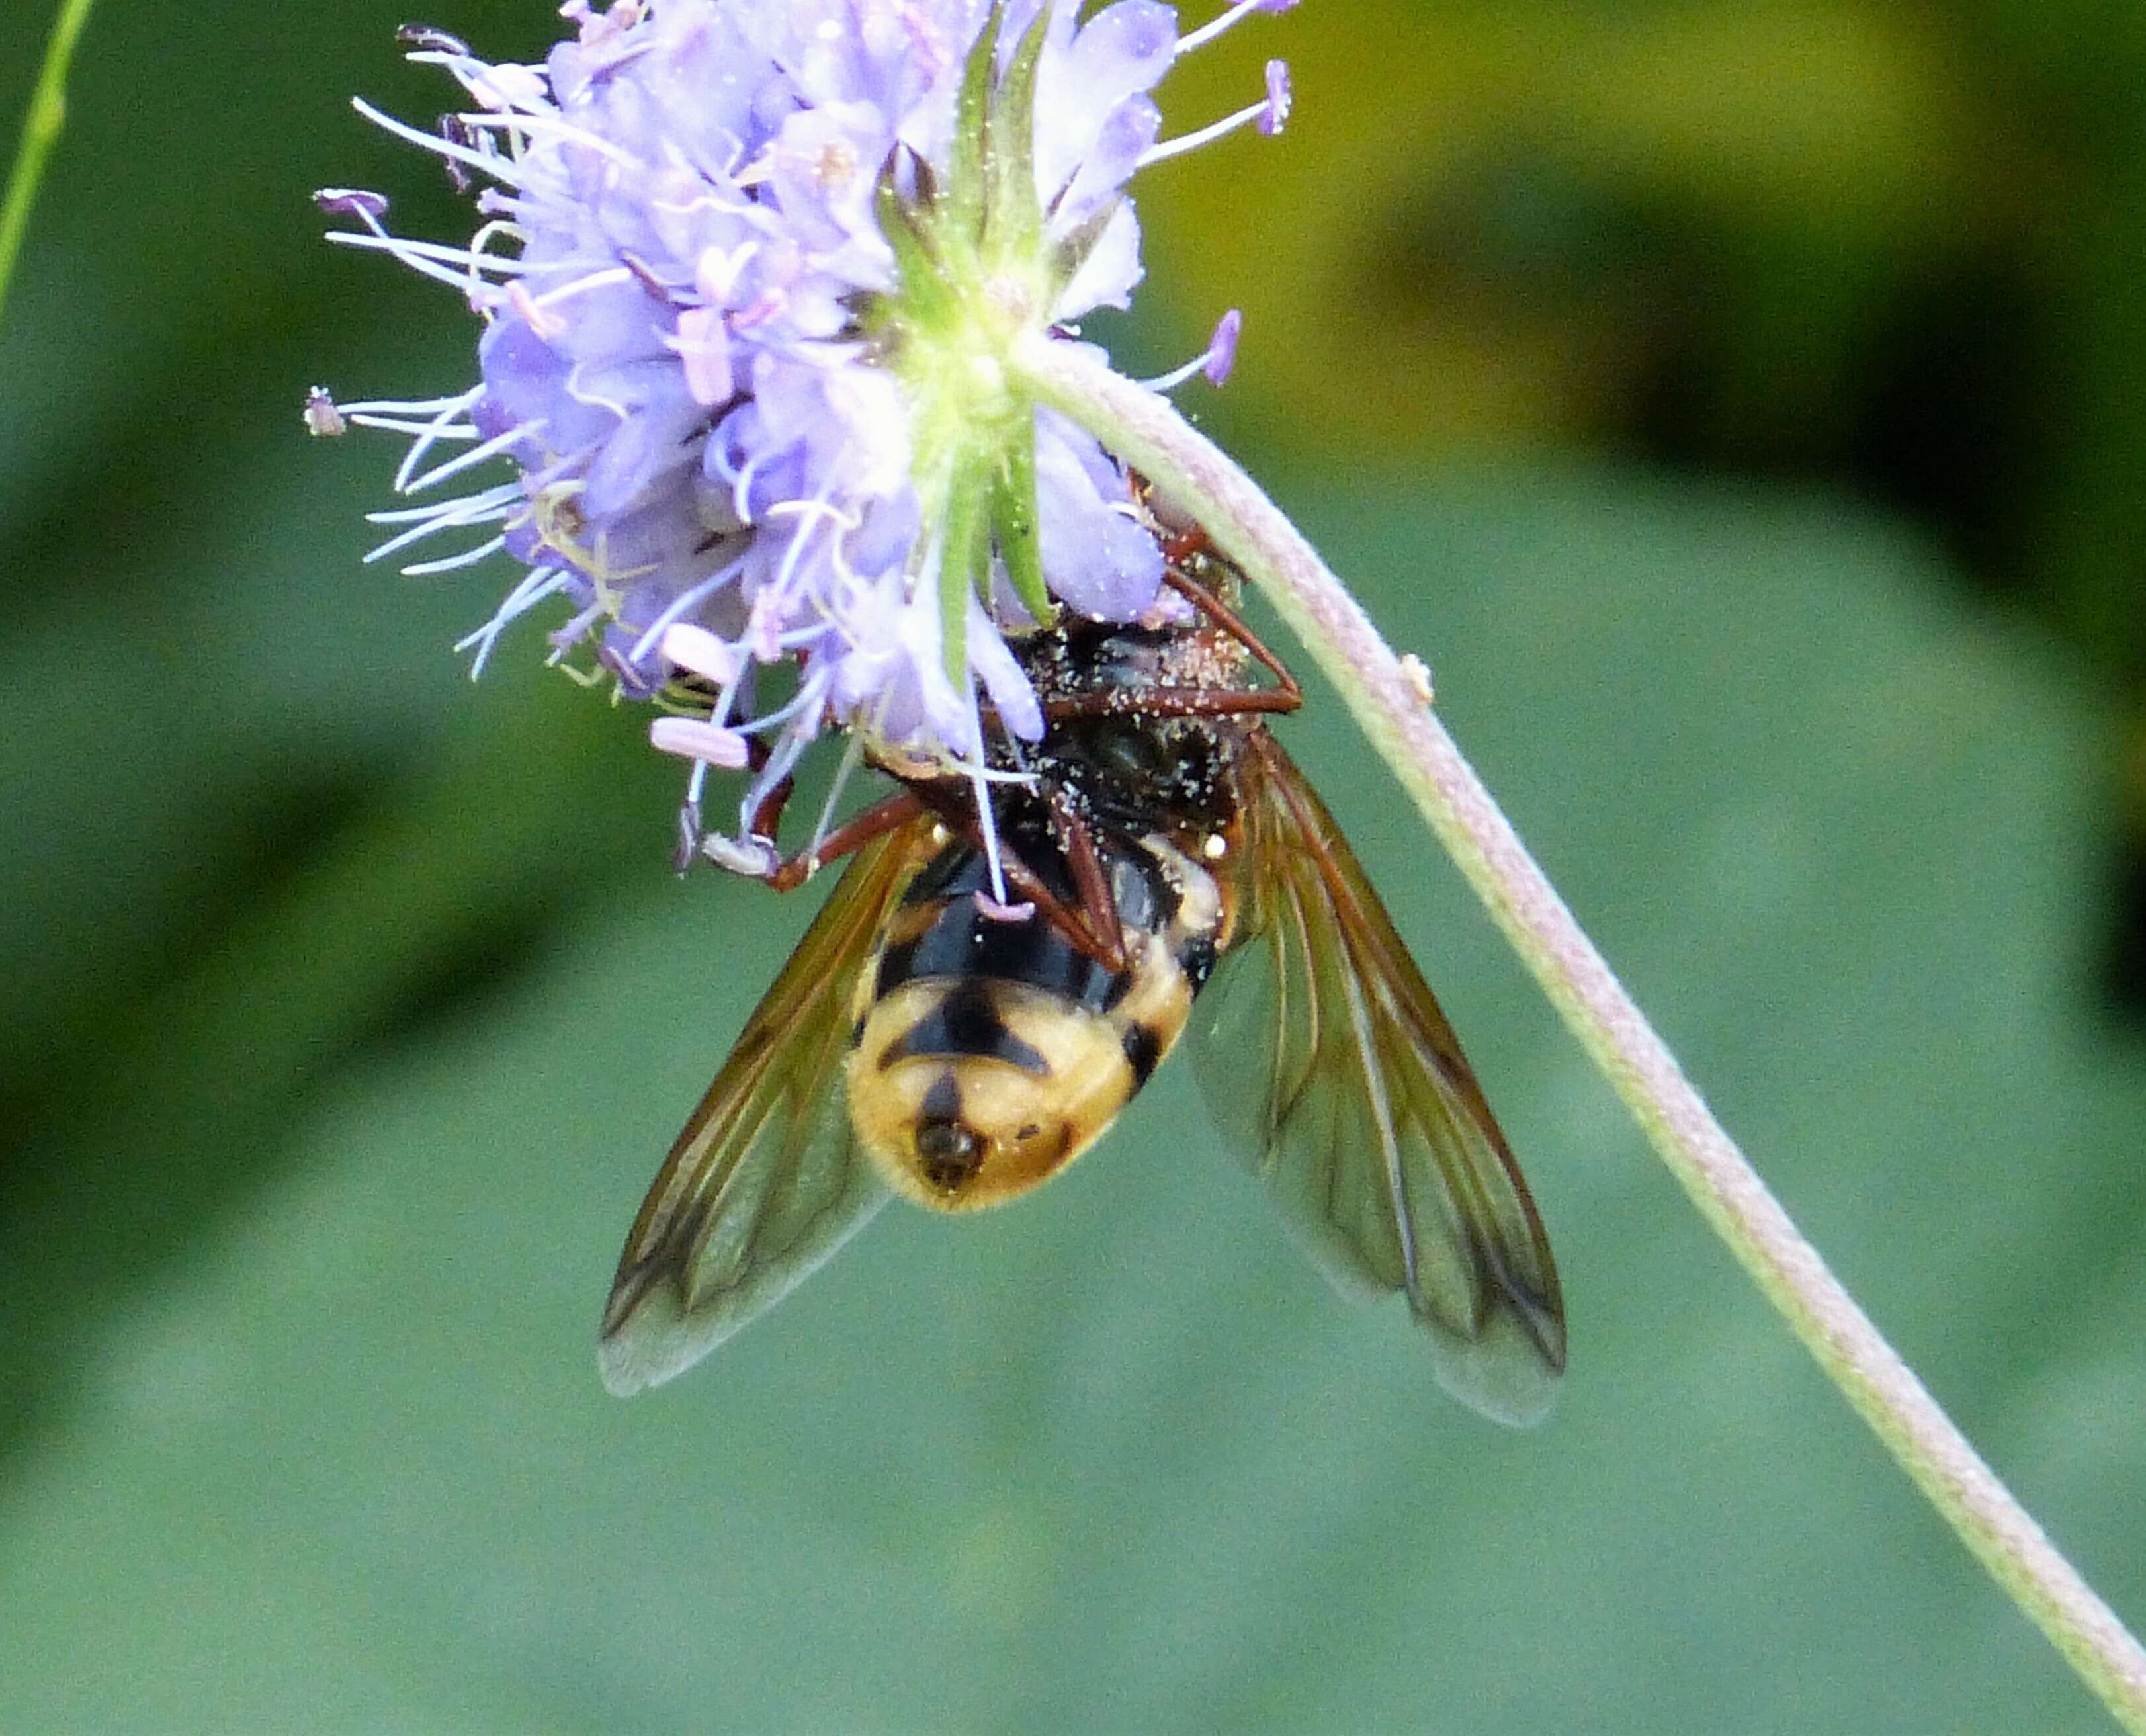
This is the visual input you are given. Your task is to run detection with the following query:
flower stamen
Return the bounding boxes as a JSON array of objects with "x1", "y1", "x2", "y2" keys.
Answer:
[
  {"x1": 1140, "y1": 309, "x2": 1245, "y2": 392},
  {"x1": 1138, "y1": 61, "x2": 1293, "y2": 169},
  {"x1": 455, "y1": 566, "x2": 570, "y2": 677},
  {"x1": 349, "y1": 98, "x2": 530, "y2": 187},
  {"x1": 396, "y1": 418, "x2": 546, "y2": 498},
  {"x1": 402, "y1": 535, "x2": 511, "y2": 577},
  {"x1": 1174, "y1": 0, "x2": 1301, "y2": 59}
]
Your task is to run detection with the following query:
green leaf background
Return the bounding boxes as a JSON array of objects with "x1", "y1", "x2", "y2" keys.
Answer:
[{"x1": 3, "y1": 2, "x2": 2142, "y2": 1731}]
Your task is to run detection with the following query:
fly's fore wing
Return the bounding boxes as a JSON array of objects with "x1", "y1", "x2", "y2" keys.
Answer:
[
  {"x1": 1191, "y1": 733, "x2": 1566, "y2": 1425},
  {"x1": 597, "y1": 822, "x2": 932, "y2": 1396}
]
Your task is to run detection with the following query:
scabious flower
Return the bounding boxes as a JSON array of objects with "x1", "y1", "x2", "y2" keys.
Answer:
[{"x1": 315, "y1": 0, "x2": 1295, "y2": 860}]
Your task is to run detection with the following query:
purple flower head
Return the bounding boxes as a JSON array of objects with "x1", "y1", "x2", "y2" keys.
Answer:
[{"x1": 318, "y1": 0, "x2": 1298, "y2": 855}]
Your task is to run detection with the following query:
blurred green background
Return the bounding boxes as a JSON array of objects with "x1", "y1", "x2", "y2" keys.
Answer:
[{"x1": 3, "y1": 1, "x2": 2145, "y2": 1730}]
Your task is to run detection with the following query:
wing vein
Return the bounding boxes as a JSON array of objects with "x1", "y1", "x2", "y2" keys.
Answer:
[
  {"x1": 1185, "y1": 730, "x2": 1566, "y2": 1424},
  {"x1": 597, "y1": 821, "x2": 929, "y2": 1395}
]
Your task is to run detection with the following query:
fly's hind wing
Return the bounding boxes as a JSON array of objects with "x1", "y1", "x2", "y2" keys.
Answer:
[
  {"x1": 597, "y1": 821, "x2": 934, "y2": 1395},
  {"x1": 1190, "y1": 732, "x2": 1566, "y2": 1425}
]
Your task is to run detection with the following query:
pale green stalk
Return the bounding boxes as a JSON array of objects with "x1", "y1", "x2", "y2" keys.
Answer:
[
  {"x1": 0, "y1": 0, "x2": 97, "y2": 329},
  {"x1": 1013, "y1": 330, "x2": 2146, "y2": 1735}
]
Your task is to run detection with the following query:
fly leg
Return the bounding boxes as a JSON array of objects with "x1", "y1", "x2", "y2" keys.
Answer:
[
  {"x1": 1160, "y1": 560, "x2": 1302, "y2": 711},
  {"x1": 673, "y1": 729, "x2": 800, "y2": 876},
  {"x1": 689, "y1": 787, "x2": 927, "y2": 890},
  {"x1": 1045, "y1": 785, "x2": 1129, "y2": 971},
  {"x1": 752, "y1": 790, "x2": 928, "y2": 892},
  {"x1": 900, "y1": 779, "x2": 1129, "y2": 972},
  {"x1": 1037, "y1": 561, "x2": 1305, "y2": 726}
]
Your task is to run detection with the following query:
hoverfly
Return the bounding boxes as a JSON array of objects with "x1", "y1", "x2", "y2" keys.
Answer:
[{"x1": 599, "y1": 530, "x2": 1566, "y2": 1424}]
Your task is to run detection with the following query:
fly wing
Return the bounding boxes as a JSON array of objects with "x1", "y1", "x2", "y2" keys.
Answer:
[
  {"x1": 1191, "y1": 732, "x2": 1566, "y2": 1425},
  {"x1": 597, "y1": 821, "x2": 934, "y2": 1396}
]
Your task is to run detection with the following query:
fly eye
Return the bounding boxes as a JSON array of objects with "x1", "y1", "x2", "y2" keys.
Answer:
[{"x1": 1091, "y1": 724, "x2": 1163, "y2": 781}]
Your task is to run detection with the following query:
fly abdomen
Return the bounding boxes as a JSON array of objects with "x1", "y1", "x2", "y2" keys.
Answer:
[
  {"x1": 847, "y1": 970, "x2": 1142, "y2": 1211},
  {"x1": 879, "y1": 980, "x2": 1052, "y2": 1076},
  {"x1": 844, "y1": 838, "x2": 1217, "y2": 1213},
  {"x1": 873, "y1": 890, "x2": 1119, "y2": 1012}
]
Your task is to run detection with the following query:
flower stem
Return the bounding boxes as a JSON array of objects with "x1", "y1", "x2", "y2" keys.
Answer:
[
  {"x1": 0, "y1": 0, "x2": 97, "y2": 331},
  {"x1": 1014, "y1": 331, "x2": 2146, "y2": 1733}
]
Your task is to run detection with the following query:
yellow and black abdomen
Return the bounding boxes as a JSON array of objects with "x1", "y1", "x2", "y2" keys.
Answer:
[{"x1": 845, "y1": 838, "x2": 1216, "y2": 1212}]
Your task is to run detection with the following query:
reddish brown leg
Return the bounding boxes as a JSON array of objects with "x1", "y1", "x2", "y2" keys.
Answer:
[
  {"x1": 1162, "y1": 525, "x2": 1212, "y2": 565},
  {"x1": 904, "y1": 780, "x2": 1129, "y2": 972},
  {"x1": 725, "y1": 728, "x2": 801, "y2": 843},
  {"x1": 710, "y1": 775, "x2": 1125, "y2": 971},
  {"x1": 1036, "y1": 546, "x2": 1305, "y2": 724},
  {"x1": 1046, "y1": 785, "x2": 1127, "y2": 969},
  {"x1": 748, "y1": 789, "x2": 926, "y2": 891},
  {"x1": 747, "y1": 773, "x2": 796, "y2": 844},
  {"x1": 1161, "y1": 561, "x2": 1302, "y2": 709},
  {"x1": 1041, "y1": 687, "x2": 1301, "y2": 722}
]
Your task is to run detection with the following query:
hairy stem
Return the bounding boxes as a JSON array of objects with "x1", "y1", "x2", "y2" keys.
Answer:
[
  {"x1": 0, "y1": 0, "x2": 97, "y2": 329},
  {"x1": 1015, "y1": 331, "x2": 2146, "y2": 1733}
]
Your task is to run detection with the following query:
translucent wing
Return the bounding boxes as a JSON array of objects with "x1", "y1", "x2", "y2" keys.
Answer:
[
  {"x1": 1191, "y1": 732, "x2": 1567, "y2": 1424},
  {"x1": 598, "y1": 820, "x2": 935, "y2": 1396}
]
